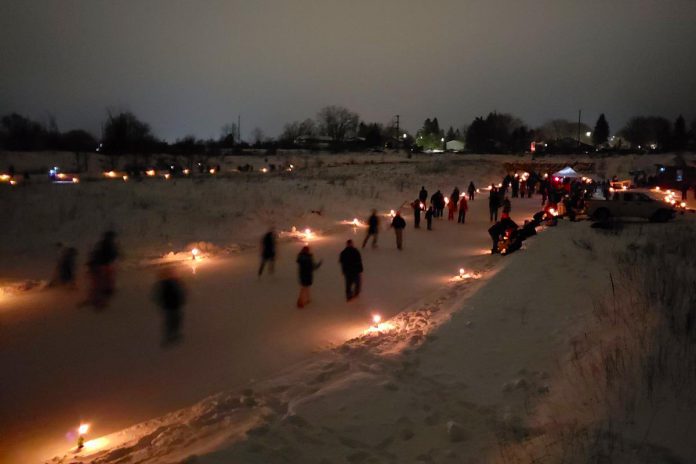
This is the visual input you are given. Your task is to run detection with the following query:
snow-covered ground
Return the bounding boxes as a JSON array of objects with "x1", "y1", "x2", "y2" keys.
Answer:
[{"x1": 0, "y1": 151, "x2": 694, "y2": 463}]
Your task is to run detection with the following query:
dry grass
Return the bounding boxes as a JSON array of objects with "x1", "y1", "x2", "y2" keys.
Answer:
[{"x1": 495, "y1": 223, "x2": 696, "y2": 463}]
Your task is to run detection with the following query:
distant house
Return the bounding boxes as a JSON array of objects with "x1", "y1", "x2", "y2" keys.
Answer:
[
  {"x1": 294, "y1": 135, "x2": 333, "y2": 149},
  {"x1": 445, "y1": 140, "x2": 464, "y2": 152},
  {"x1": 294, "y1": 135, "x2": 365, "y2": 150},
  {"x1": 532, "y1": 137, "x2": 595, "y2": 154}
]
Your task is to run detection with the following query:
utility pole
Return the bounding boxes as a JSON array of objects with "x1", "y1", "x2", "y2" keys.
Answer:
[
  {"x1": 395, "y1": 114, "x2": 400, "y2": 149},
  {"x1": 577, "y1": 109, "x2": 582, "y2": 148},
  {"x1": 238, "y1": 115, "x2": 241, "y2": 145}
]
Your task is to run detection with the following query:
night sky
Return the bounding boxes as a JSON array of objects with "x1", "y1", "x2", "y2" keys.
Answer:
[{"x1": 2, "y1": 0, "x2": 695, "y2": 141}]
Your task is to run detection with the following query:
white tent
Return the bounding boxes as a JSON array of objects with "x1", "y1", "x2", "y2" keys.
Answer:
[
  {"x1": 446, "y1": 140, "x2": 464, "y2": 152},
  {"x1": 552, "y1": 166, "x2": 582, "y2": 178}
]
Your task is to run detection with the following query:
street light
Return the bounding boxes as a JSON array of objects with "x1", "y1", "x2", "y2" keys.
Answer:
[{"x1": 585, "y1": 131, "x2": 591, "y2": 137}]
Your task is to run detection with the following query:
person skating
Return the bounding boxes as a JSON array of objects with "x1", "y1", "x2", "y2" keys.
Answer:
[
  {"x1": 296, "y1": 246, "x2": 322, "y2": 308},
  {"x1": 447, "y1": 195, "x2": 456, "y2": 220},
  {"x1": 258, "y1": 228, "x2": 277, "y2": 276},
  {"x1": 457, "y1": 195, "x2": 468, "y2": 223},
  {"x1": 50, "y1": 246, "x2": 78, "y2": 289},
  {"x1": 390, "y1": 211, "x2": 407, "y2": 250},
  {"x1": 339, "y1": 240, "x2": 363, "y2": 301},
  {"x1": 411, "y1": 199, "x2": 422, "y2": 228},
  {"x1": 450, "y1": 187, "x2": 460, "y2": 208},
  {"x1": 432, "y1": 190, "x2": 445, "y2": 218},
  {"x1": 362, "y1": 209, "x2": 379, "y2": 249},
  {"x1": 467, "y1": 181, "x2": 476, "y2": 200},
  {"x1": 86, "y1": 231, "x2": 119, "y2": 309},
  {"x1": 489, "y1": 186, "x2": 500, "y2": 222},
  {"x1": 425, "y1": 206, "x2": 434, "y2": 230},
  {"x1": 154, "y1": 267, "x2": 187, "y2": 346},
  {"x1": 419, "y1": 186, "x2": 428, "y2": 206}
]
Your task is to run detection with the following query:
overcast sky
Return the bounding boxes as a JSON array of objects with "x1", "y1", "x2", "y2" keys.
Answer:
[{"x1": 1, "y1": 0, "x2": 695, "y2": 141}]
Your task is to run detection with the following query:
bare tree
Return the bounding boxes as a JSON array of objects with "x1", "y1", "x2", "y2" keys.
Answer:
[
  {"x1": 219, "y1": 123, "x2": 237, "y2": 148},
  {"x1": 316, "y1": 105, "x2": 359, "y2": 144},
  {"x1": 279, "y1": 118, "x2": 316, "y2": 145},
  {"x1": 251, "y1": 127, "x2": 266, "y2": 146}
]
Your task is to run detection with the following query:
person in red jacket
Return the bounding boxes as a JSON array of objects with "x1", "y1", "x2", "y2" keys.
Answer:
[
  {"x1": 457, "y1": 196, "x2": 468, "y2": 223},
  {"x1": 447, "y1": 196, "x2": 457, "y2": 221}
]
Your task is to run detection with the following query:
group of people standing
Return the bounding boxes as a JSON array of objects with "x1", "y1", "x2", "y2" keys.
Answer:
[{"x1": 412, "y1": 182, "x2": 476, "y2": 231}]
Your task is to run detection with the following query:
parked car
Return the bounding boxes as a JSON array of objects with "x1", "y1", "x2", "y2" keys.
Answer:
[{"x1": 586, "y1": 190, "x2": 676, "y2": 222}]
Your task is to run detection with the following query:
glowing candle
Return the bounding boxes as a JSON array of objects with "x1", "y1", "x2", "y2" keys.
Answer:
[{"x1": 372, "y1": 314, "x2": 381, "y2": 327}]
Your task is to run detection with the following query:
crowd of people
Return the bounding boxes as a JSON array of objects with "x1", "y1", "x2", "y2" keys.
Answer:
[{"x1": 45, "y1": 171, "x2": 592, "y2": 348}]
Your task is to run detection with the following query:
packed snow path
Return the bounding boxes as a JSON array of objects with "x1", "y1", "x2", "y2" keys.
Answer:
[{"x1": 0, "y1": 198, "x2": 541, "y2": 463}]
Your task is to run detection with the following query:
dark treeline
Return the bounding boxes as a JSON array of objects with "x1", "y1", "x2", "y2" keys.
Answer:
[{"x1": 1, "y1": 107, "x2": 695, "y2": 155}]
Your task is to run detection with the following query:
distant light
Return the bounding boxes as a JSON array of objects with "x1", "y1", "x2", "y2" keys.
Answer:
[
  {"x1": 372, "y1": 314, "x2": 381, "y2": 325},
  {"x1": 586, "y1": 131, "x2": 591, "y2": 137},
  {"x1": 680, "y1": 201, "x2": 686, "y2": 208},
  {"x1": 78, "y1": 424, "x2": 90, "y2": 435},
  {"x1": 459, "y1": 268, "x2": 465, "y2": 278},
  {"x1": 440, "y1": 137, "x2": 445, "y2": 142},
  {"x1": 402, "y1": 133, "x2": 407, "y2": 139}
]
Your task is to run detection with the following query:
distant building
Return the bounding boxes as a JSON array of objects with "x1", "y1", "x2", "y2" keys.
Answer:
[
  {"x1": 294, "y1": 135, "x2": 364, "y2": 150},
  {"x1": 531, "y1": 137, "x2": 594, "y2": 154}
]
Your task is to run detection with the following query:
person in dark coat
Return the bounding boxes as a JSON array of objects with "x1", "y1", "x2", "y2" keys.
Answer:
[
  {"x1": 258, "y1": 228, "x2": 277, "y2": 276},
  {"x1": 362, "y1": 210, "x2": 379, "y2": 249},
  {"x1": 511, "y1": 176, "x2": 520, "y2": 198},
  {"x1": 458, "y1": 196, "x2": 468, "y2": 223},
  {"x1": 296, "y1": 246, "x2": 322, "y2": 308},
  {"x1": 467, "y1": 181, "x2": 476, "y2": 200},
  {"x1": 488, "y1": 217, "x2": 518, "y2": 254},
  {"x1": 390, "y1": 211, "x2": 407, "y2": 250},
  {"x1": 432, "y1": 190, "x2": 445, "y2": 218},
  {"x1": 51, "y1": 246, "x2": 78, "y2": 288},
  {"x1": 339, "y1": 240, "x2": 363, "y2": 301},
  {"x1": 411, "y1": 199, "x2": 422, "y2": 228},
  {"x1": 419, "y1": 186, "x2": 428, "y2": 205},
  {"x1": 155, "y1": 267, "x2": 186, "y2": 345},
  {"x1": 502, "y1": 197, "x2": 512, "y2": 219},
  {"x1": 86, "y1": 231, "x2": 119, "y2": 308},
  {"x1": 425, "y1": 206, "x2": 434, "y2": 230},
  {"x1": 489, "y1": 186, "x2": 500, "y2": 222},
  {"x1": 450, "y1": 187, "x2": 460, "y2": 209}
]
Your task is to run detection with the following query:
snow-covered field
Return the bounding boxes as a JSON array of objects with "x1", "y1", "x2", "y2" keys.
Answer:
[{"x1": 0, "y1": 151, "x2": 694, "y2": 463}]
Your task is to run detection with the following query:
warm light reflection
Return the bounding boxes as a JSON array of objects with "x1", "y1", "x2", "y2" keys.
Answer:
[{"x1": 83, "y1": 436, "x2": 109, "y2": 451}]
